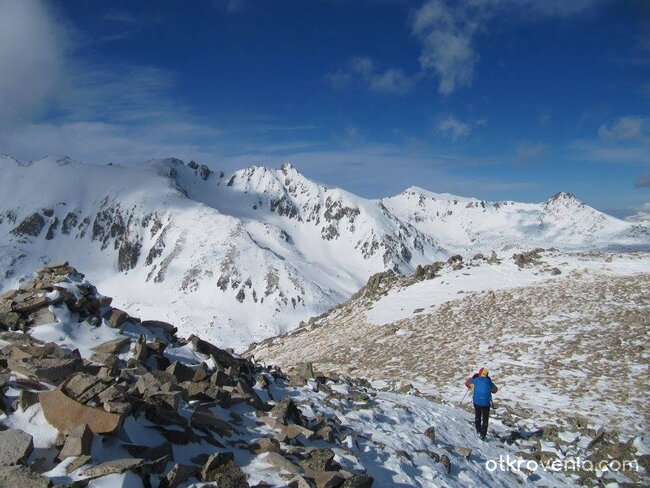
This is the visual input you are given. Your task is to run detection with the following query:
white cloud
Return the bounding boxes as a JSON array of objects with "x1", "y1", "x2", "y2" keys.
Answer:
[
  {"x1": 328, "y1": 57, "x2": 415, "y2": 95},
  {"x1": 411, "y1": 0, "x2": 604, "y2": 95},
  {"x1": 598, "y1": 116, "x2": 648, "y2": 142},
  {"x1": 0, "y1": 0, "x2": 67, "y2": 127},
  {"x1": 436, "y1": 116, "x2": 470, "y2": 141},
  {"x1": 516, "y1": 141, "x2": 546, "y2": 164},
  {"x1": 411, "y1": 0, "x2": 488, "y2": 96}
]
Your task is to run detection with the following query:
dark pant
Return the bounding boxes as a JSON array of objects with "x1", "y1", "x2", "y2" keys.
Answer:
[{"x1": 474, "y1": 405, "x2": 490, "y2": 437}]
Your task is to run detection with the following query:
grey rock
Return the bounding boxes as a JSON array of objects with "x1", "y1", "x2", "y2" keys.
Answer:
[
  {"x1": 12, "y1": 295, "x2": 49, "y2": 314},
  {"x1": 91, "y1": 337, "x2": 130, "y2": 355},
  {"x1": 0, "y1": 430, "x2": 34, "y2": 466},
  {"x1": 7, "y1": 357, "x2": 83, "y2": 384},
  {"x1": 0, "y1": 465, "x2": 52, "y2": 487},
  {"x1": 299, "y1": 448, "x2": 337, "y2": 472},
  {"x1": 454, "y1": 446, "x2": 472, "y2": 459},
  {"x1": 18, "y1": 390, "x2": 39, "y2": 410},
  {"x1": 440, "y1": 454, "x2": 451, "y2": 474},
  {"x1": 249, "y1": 437, "x2": 282, "y2": 454},
  {"x1": 270, "y1": 397, "x2": 304, "y2": 426},
  {"x1": 29, "y1": 308, "x2": 55, "y2": 326},
  {"x1": 201, "y1": 452, "x2": 249, "y2": 487},
  {"x1": 64, "y1": 454, "x2": 92, "y2": 474},
  {"x1": 59, "y1": 424, "x2": 93, "y2": 459},
  {"x1": 161, "y1": 463, "x2": 199, "y2": 488},
  {"x1": 82, "y1": 458, "x2": 145, "y2": 477},
  {"x1": 341, "y1": 474, "x2": 373, "y2": 488},
  {"x1": 424, "y1": 426, "x2": 435, "y2": 441},
  {"x1": 104, "y1": 308, "x2": 129, "y2": 328},
  {"x1": 166, "y1": 361, "x2": 194, "y2": 383}
]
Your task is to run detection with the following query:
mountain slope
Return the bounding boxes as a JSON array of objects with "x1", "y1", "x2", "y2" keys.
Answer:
[
  {"x1": 0, "y1": 155, "x2": 648, "y2": 350},
  {"x1": 248, "y1": 250, "x2": 650, "y2": 438}
]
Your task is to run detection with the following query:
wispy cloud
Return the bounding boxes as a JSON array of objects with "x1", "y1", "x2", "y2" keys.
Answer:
[
  {"x1": 103, "y1": 9, "x2": 139, "y2": 24},
  {"x1": 327, "y1": 57, "x2": 415, "y2": 95},
  {"x1": 213, "y1": 0, "x2": 248, "y2": 14},
  {"x1": 635, "y1": 173, "x2": 650, "y2": 189},
  {"x1": 436, "y1": 115, "x2": 470, "y2": 141},
  {"x1": 516, "y1": 141, "x2": 547, "y2": 164},
  {"x1": 598, "y1": 116, "x2": 649, "y2": 142}
]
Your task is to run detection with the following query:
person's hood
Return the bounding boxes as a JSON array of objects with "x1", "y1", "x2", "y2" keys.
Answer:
[{"x1": 478, "y1": 367, "x2": 489, "y2": 377}]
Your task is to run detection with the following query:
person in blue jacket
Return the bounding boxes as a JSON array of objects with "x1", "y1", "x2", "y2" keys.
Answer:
[{"x1": 465, "y1": 367, "x2": 498, "y2": 440}]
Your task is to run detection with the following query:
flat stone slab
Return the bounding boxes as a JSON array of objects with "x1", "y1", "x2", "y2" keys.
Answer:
[
  {"x1": 82, "y1": 458, "x2": 145, "y2": 478},
  {"x1": 38, "y1": 389, "x2": 123, "y2": 434},
  {"x1": 0, "y1": 430, "x2": 34, "y2": 466}
]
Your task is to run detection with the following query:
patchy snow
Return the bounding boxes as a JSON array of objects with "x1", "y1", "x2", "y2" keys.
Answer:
[{"x1": 367, "y1": 251, "x2": 650, "y2": 325}]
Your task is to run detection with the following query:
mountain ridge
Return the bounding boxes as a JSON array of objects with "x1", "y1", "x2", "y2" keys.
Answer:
[{"x1": 1, "y1": 155, "x2": 648, "y2": 350}]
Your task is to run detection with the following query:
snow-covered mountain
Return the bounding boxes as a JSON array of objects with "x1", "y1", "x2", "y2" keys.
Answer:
[{"x1": 0, "y1": 155, "x2": 648, "y2": 349}]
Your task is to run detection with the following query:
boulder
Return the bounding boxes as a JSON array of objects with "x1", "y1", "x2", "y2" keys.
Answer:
[
  {"x1": 190, "y1": 410, "x2": 236, "y2": 437},
  {"x1": 299, "y1": 448, "x2": 338, "y2": 472},
  {"x1": 308, "y1": 471, "x2": 347, "y2": 488},
  {"x1": 440, "y1": 454, "x2": 451, "y2": 474},
  {"x1": 454, "y1": 446, "x2": 472, "y2": 460},
  {"x1": 259, "y1": 452, "x2": 303, "y2": 475},
  {"x1": 201, "y1": 452, "x2": 249, "y2": 487},
  {"x1": 12, "y1": 295, "x2": 49, "y2": 314},
  {"x1": 91, "y1": 337, "x2": 130, "y2": 355},
  {"x1": 161, "y1": 463, "x2": 200, "y2": 488},
  {"x1": 62, "y1": 373, "x2": 102, "y2": 399},
  {"x1": 0, "y1": 311, "x2": 22, "y2": 330},
  {"x1": 141, "y1": 320, "x2": 177, "y2": 337},
  {"x1": 288, "y1": 475, "x2": 312, "y2": 488},
  {"x1": 291, "y1": 362, "x2": 314, "y2": 384},
  {"x1": 8, "y1": 357, "x2": 83, "y2": 384},
  {"x1": 249, "y1": 437, "x2": 281, "y2": 454},
  {"x1": 104, "y1": 308, "x2": 129, "y2": 328},
  {"x1": 192, "y1": 362, "x2": 208, "y2": 382},
  {"x1": 0, "y1": 429, "x2": 34, "y2": 466},
  {"x1": 424, "y1": 426, "x2": 435, "y2": 441},
  {"x1": 166, "y1": 361, "x2": 194, "y2": 383},
  {"x1": 270, "y1": 397, "x2": 304, "y2": 426},
  {"x1": 132, "y1": 335, "x2": 148, "y2": 361},
  {"x1": 38, "y1": 389, "x2": 123, "y2": 434},
  {"x1": 341, "y1": 474, "x2": 373, "y2": 487},
  {"x1": 103, "y1": 401, "x2": 132, "y2": 415},
  {"x1": 18, "y1": 390, "x2": 39, "y2": 410},
  {"x1": 29, "y1": 308, "x2": 56, "y2": 327},
  {"x1": 0, "y1": 465, "x2": 52, "y2": 487},
  {"x1": 59, "y1": 424, "x2": 93, "y2": 459}
]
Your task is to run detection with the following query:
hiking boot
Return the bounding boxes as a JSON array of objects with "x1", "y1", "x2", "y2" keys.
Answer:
[{"x1": 480, "y1": 433, "x2": 487, "y2": 441}]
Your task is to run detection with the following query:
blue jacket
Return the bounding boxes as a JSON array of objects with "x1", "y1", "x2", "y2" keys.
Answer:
[{"x1": 469, "y1": 377, "x2": 497, "y2": 407}]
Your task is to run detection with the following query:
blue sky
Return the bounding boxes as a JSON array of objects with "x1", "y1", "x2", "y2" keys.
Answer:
[{"x1": 0, "y1": 0, "x2": 648, "y2": 217}]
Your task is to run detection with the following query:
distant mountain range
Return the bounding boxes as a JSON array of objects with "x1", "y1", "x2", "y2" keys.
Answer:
[{"x1": 1, "y1": 155, "x2": 648, "y2": 349}]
